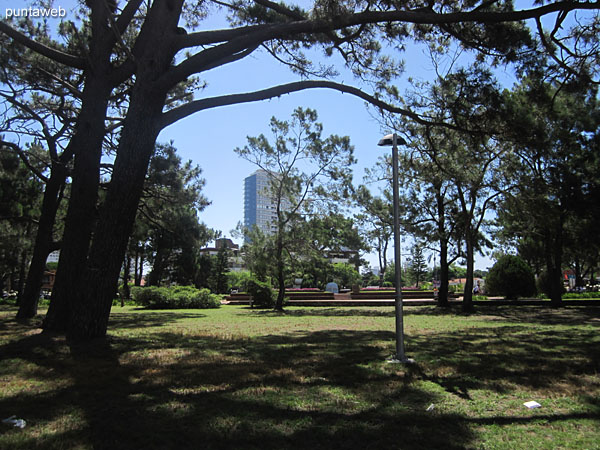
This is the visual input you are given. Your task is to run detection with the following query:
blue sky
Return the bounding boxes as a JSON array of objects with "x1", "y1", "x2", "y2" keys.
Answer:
[
  {"x1": 1, "y1": 0, "x2": 506, "y2": 270},
  {"x1": 156, "y1": 38, "x2": 467, "y2": 269},
  {"x1": 153, "y1": 14, "x2": 497, "y2": 270}
]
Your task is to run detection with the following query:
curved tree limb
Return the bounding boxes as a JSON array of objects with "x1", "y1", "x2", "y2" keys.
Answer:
[
  {"x1": 166, "y1": 2, "x2": 600, "y2": 88},
  {"x1": 0, "y1": 22, "x2": 87, "y2": 69},
  {"x1": 159, "y1": 79, "x2": 438, "y2": 130},
  {"x1": 176, "y1": 2, "x2": 600, "y2": 50},
  {"x1": 0, "y1": 140, "x2": 49, "y2": 183}
]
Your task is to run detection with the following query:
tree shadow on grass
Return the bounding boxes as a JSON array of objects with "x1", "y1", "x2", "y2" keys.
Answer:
[
  {"x1": 408, "y1": 325, "x2": 600, "y2": 399},
  {"x1": 107, "y1": 310, "x2": 207, "y2": 330},
  {"x1": 477, "y1": 305, "x2": 600, "y2": 326},
  {"x1": 0, "y1": 327, "x2": 471, "y2": 449},
  {"x1": 1, "y1": 309, "x2": 599, "y2": 449},
  {"x1": 403, "y1": 304, "x2": 600, "y2": 326}
]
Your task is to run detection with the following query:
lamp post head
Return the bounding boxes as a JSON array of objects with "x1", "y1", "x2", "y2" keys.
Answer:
[{"x1": 378, "y1": 133, "x2": 407, "y2": 147}]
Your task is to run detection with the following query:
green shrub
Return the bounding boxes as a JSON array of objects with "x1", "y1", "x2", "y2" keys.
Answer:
[
  {"x1": 131, "y1": 285, "x2": 221, "y2": 309},
  {"x1": 449, "y1": 283, "x2": 464, "y2": 293},
  {"x1": 420, "y1": 281, "x2": 433, "y2": 290},
  {"x1": 382, "y1": 281, "x2": 393, "y2": 288},
  {"x1": 486, "y1": 255, "x2": 536, "y2": 299},
  {"x1": 0, "y1": 295, "x2": 16, "y2": 306},
  {"x1": 133, "y1": 286, "x2": 171, "y2": 308},
  {"x1": 227, "y1": 270, "x2": 254, "y2": 292},
  {"x1": 180, "y1": 287, "x2": 221, "y2": 309},
  {"x1": 562, "y1": 292, "x2": 600, "y2": 299},
  {"x1": 130, "y1": 286, "x2": 144, "y2": 302},
  {"x1": 247, "y1": 279, "x2": 275, "y2": 308}
]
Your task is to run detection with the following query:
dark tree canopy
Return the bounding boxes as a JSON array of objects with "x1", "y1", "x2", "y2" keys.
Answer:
[{"x1": 486, "y1": 254, "x2": 536, "y2": 299}]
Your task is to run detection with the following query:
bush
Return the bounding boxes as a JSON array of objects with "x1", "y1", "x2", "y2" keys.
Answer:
[
  {"x1": 226, "y1": 270, "x2": 254, "y2": 292},
  {"x1": 449, "y1": 283, "x2": 464, "y2": 293},
  {"x1": 130, "y1": 286, "x2": 144, "y2": 302},
  {"x1": 331, "y1": 263, "x2": 362, "y2": 288},
  {"x1": 486, "y1": 255, "x2": 536, "y2": 299},
  {"x1": 181, "y1": 287, "x2": 221, "y2": 309},
  {"x1": 562, "y1": 292, "x2": 600, "y2": 299},
  {"x1": 132, "y1": 285, "x2": 221, "y2": 309},
  {"x1": 247, "y1": 278, "x2": 275, "y2": 308},
  {"x1": 133, "y1": 286, "x2": 171, "y2": 308}
]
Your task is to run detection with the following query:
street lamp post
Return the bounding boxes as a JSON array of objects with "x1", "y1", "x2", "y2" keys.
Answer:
[{"x1": 378, "y1": 133, "x2": 413, "y2": 364}]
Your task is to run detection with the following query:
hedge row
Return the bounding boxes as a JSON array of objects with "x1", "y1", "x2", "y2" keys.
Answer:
[{"x1": 131, "y1": 285, "x2": 221, "y2": 309}]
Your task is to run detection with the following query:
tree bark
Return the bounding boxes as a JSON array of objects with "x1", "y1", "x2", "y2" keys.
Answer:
[
  {"x1": 122, "y1": 253, "x2": 131, "y2": 302},
  {"x1": 64, "y1": 1, "x2": 185, "y2": 339},
  {"x1": 16, "y1": 245, "x2": 29, "y2": 307},
  {"x1": 435, "y1": 183, "x2": 450, "y2": 307},
  {"x1": 275, "y1": 232, "x2": 285, "y2": 310},
  {"x1": 438, "y1": 239, "x2": 450, "y2": 307},
  {"x1": 17, "y1": 166, "x2": 68, "y2": 318},
  {"x1": 43, "y1": 77, "x2": 112, "y2": 332},
  {"x1": 547, "y1": 217, "x2": 564, "y2": 307},
  {"x1": 462, "y1": 234, "x2": 475, "y2": 312},
  {"x1": 67, "y1": 77, "x2": 170, "y2": 339},
  {"x1": 134, "y1": 246, "x2": 144, "y2": 286}
]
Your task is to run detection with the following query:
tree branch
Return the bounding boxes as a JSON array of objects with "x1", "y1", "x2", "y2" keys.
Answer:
[
  {"x1": 165, "y1": 2, "x2": 600, "y2": 89},
  {"x1": 160, "y1": 80, "x2": 431, "y2": 130},
  {"x1": 0, "y1": 140, "x2": 49, "y2": 183},
  {"x1": 114, "y1": 0, "x2": 145, "y2": 37},
  {"x1": 0, "y1": 22, "x2": 87, "y2": 69},
  {"x1": 176, "y1": 2, "x2": 600, "y2": 51}
]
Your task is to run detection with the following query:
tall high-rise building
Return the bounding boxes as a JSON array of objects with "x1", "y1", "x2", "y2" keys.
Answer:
[{"x1": 244, "y1": 169, "x2": 280, "y2": 236}]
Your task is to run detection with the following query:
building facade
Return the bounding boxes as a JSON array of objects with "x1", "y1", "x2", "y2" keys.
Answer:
[
  {"x1": 198, "y1": 238, "x2": 244, "y2": 272},
  {"x1": 244, "y1": 169, "x2": 282, "y2": 236}
]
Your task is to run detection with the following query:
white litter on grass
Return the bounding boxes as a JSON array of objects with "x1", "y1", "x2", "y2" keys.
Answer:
[
  {"x1": 426, "y1": 404, "x2": 435, "y2": 412},
  {"x1": 523, "y1": 401, "x2": 542, "y2": 409},
  {"x1": 2, "y1": 415, "x2": 26, "y2": 428}
]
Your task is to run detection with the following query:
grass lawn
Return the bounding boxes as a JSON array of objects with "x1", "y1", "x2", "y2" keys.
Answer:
[{"x1": 1, "y1": 304, "x2": 599, "y2": 449}]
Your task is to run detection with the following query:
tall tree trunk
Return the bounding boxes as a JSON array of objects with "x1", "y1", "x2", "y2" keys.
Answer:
[
  {"x1": 60, "y1": 0, "x2": 189, "y2": 339},
  {"x1": 377, "y1": 239, "x2": 385, "y2": 287},
  {"x1": 122, "y1": 253, "x2": 131, "y2": 302},
  {"x1": 17, "y1": 166, "x2": 67, "y2": 318},
  {"x1": 134, "y1": 247, "x2": 144, "y2": 286},
  {"x1": 67, "y1": 86, "x2": 167, "y2": 339},
  {"x1": 435, "y1": 184, "x2": 450, "y2": 307},
  {"x1": 462, "y1": 235, "x2": 475, "y2": 312},
  {"x1": 5, "y1": 271, "x2": 12, "y2": 292},
  {"x1": 148, "y1": 236, "x2": 168, "y2": 286},
  {"x1": 549, "y1": 218, "x2": 564, "y2": 306},
  {"x1": 16, "y1": 245, "x2": 29, "y2": 307},
  {"x1": 134, "y1": 250, "x2": 140, "y2": 286},
  {"x1": 43, "y1": 78, "x2": 112, "y2": 332},
  {"x1": 438, "y1": 239, "x2": 450, "y2": 307},
  {"x1": 275, "y1": 233, "x2": 285, "y2": 310}
]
